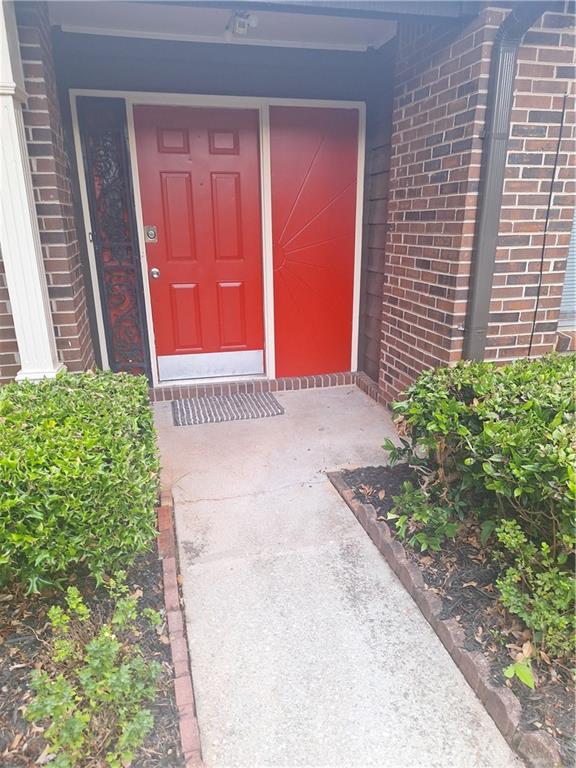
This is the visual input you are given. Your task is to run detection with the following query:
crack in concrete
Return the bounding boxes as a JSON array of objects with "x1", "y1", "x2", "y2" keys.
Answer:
[{"x1": 173, "y1": 474, "x2": 331, "y2": 505}]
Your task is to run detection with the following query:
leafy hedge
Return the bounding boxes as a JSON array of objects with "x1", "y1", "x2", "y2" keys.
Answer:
[
  {"x1": 26, "y1": 577, "x2": 162, "y2": 766},
  {"x1": 0, "y1": 372, "x2": 159, "y2": 591},
  {"x1": 386, "y1": 354, "x2": 576, "y2": 657}
]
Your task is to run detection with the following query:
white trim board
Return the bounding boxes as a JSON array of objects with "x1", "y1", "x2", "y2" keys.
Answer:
[
  {"x1": 58, "y1": 24, "x2": 385, "y2": 52},
  {"x1": 258, "y1": 103, "x2": 276, "y2": 381},
  {"x1": 69, "y1": 90, "x2": 366, "y2": 387}
]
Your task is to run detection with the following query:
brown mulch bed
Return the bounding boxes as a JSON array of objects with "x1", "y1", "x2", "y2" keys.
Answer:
[
  {"x1": 0, "y1": 549, "x2": 183, "y2": 768},
  {"x1": 341, "y1": 464, "x2": 575, "y2": 768}
]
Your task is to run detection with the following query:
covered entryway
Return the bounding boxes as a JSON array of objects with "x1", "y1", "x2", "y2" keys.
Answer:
[
  {"x1": 49, "y1": 0, "x2": 483, "y2": 394},
  {"x1": 54, "y1": 0, "x2": 400, "y2": 389},
  {"x1": 76, "y1": 92, "x2": 363, "y2": 385}
]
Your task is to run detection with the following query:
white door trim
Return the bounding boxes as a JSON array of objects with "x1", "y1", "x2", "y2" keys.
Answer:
[
  {"x1": 69, "y1": 89, "x2": 366, "y2": 387},
  {"x1": 352, "y1": 104, "x2": 367, "y2": 373},
  {"x1": 258, "y1": 103, "x2": 276, "y2": 381}
]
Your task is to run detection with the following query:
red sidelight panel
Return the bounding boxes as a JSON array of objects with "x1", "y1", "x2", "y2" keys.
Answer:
[
  {"x1": 133, "y1": 106, "x2": 264, "y2": 359},
  {"x1": 270, "y1": 106, "x2": 359, "y2": 377}
]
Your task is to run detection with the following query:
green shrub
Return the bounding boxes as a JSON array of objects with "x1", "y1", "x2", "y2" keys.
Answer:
[
  {"x1": 495, "y1": 520, "x2": 575, "y2": 658},
  {"x1": 0, "y1": 372, "x2": 159, "y2": 591},
  {"x1": 387, "y1": 354, "x2": 576, "y2": 658},
  {"x1": 387, "y1": 481, "x2": 459, "y2": 552},
  {"x1": 26, "y1": 576, "x2": 162, "y2": 767}
]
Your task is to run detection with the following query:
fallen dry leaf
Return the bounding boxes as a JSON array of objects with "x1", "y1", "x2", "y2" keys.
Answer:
[
  {"x1": 10, "y1": 733, "x2": 23, "y2": 750},
  {"x1": 36, "y1": 744, "x2": 54, "y2": 765},
  {"x1": 522, "y1": 640, "x2": 534, "y2": 658}
]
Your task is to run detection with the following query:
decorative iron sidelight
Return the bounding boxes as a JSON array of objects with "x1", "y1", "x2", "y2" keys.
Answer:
[{"x1": 77, "y1": 97, "x2": 151, "y2": 378}]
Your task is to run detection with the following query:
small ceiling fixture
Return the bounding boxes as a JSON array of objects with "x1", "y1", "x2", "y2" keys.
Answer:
[{"x1": 224, "y1": 11, "x2": 259, "y2": 41}]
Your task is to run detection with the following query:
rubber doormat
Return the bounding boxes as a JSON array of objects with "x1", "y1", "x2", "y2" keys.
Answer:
[{"x1": 172, "y1": 391, "x2": 284, "y2": 426}]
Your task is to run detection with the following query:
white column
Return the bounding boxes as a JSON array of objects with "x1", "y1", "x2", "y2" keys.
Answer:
[{"x1": 0, "y1": 2, "x2": 63, "y2": 380}]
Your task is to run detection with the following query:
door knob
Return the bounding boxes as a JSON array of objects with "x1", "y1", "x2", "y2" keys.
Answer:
[{"x1": 150, "y1": 267, "x2": 160, "y2": 280}]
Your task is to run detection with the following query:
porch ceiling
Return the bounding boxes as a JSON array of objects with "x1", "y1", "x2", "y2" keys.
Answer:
[{"x1": 48, "y1": 0, "x2": 398, "y2": 51}]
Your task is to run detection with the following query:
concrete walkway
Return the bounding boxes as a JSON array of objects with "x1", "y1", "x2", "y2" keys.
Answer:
[{"x1": 154, "y1": 387, "x2": 521, "y2": 768}]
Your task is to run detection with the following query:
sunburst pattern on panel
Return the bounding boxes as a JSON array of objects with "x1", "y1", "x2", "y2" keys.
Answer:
[{"x1": 270, "y1": 106, "x2": 358, "y2": 377}]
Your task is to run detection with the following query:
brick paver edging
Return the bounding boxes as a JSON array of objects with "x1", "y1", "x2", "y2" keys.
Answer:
[
  {"x1": 157, "y1": 491, "x2": 204, "y2": 768},
  {"x1": 327, "y1": 471, "x2": 562, "y2": 768}
]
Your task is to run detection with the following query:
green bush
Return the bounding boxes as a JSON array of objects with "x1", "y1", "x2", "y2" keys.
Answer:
[
  {"x1": 26, "y1": 576, "x2": 162, "y2": 767},
  {"x1": 0, "y1": 372, "x2": 159, "y2": 591},
  {"x1": 387, "y1": 481, "x2": 459, "y2": 552},
  {"x1": 495, "y1": 520, "x2": 575, "y2": 658},
  {"x1": 386, "y1": 354, "x2": 576, "y2": 658}
]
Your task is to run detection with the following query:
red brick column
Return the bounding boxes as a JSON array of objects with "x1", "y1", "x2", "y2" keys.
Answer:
[
  {"x1": 15, "y1": 2, "x2": 94, "y2": 373},
  {"x1": 379, "y1": 7, "x2": 502, "y2": 403},
  {"x1": 379, "y1": 3, "x2": 575, "y2": 404},
  {"x1": 486, "y1": 5, "x2": 575, "y2": 360}
]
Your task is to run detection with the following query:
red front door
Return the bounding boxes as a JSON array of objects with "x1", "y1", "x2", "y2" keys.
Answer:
[{"x1": 134, "y1": 106, "x2": 264, "y2": 380}]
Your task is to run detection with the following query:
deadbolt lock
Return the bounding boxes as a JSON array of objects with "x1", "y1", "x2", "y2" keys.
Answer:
[{"x1": 144, "y1": 225, "x2": 158, "y2": 243}]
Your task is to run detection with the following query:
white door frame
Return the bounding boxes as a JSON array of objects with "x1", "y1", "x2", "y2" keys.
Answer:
[{"x1": 70, "y1": 89, "x2": 366, "y2": 388}]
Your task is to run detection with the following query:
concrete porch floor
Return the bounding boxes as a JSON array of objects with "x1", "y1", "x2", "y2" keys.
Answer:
[{"x1": 154, "y1": 387, "x2": 521, "y2": 768}]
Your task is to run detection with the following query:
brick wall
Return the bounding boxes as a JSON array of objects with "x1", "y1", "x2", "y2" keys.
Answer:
[
  {"x1": 0, "y1": 250, "x2": 20, "y2": 383},
  {"x1": 14, "y1": 2, "x2": 94, "y2": 374},
  {"x1": 379, "y1": 3, "x2": 575, "y2": 404},
  {"x1": 486, "y1": 5, "x2": 575, "y2": 360},
  {"x1": 379, "y1": 8, "x2": 499, "y2": 403}
]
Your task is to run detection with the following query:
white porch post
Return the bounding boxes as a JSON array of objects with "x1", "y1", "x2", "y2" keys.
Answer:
[{"x1": 0, "y1": 2, "x2": 64, "y2": 381}]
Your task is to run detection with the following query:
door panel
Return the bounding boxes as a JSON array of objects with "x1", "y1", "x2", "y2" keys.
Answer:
[
  {"x1": 134, "y1": 106, "x2": 264, "y2": 378},
  {"x1": 170, "y1": 284, "x2": 202, "y2": 351},
  {"x1": 217, "y1": 282, "x2": 247, "y2": 348},
  {"x1": 211, "y1": 173, "x2": 243, "y2": 260},
  {"x1": 161, "y1": 172, "x2": 196, "y2": 262},
  {"x1": 270, "y1": 106, "x2": 359, "y2": 378}
]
